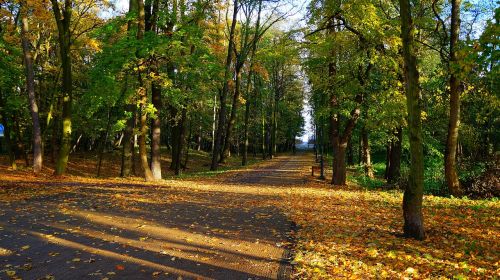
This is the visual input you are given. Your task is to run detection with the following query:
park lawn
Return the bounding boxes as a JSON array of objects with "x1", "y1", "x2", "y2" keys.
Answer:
[
  {"x1": 0, "y1": 149, "x2": 267, "y2": 203},
  {"x1": 287, "y1": 180, "x2": 499, "y2": 279},
  {"x1": 0, "y1": 148, "x2": 263, "y2": 180}
]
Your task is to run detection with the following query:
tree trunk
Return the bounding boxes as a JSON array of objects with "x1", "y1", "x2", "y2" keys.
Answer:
[
  {"x1": 399, "y1": 0, "x2": 425, "y2": 240},
  {"x1": 358, "y1": 134, "x2": 362, "y2": 165},
  {"x1": 150, "y1": 82, "x2": 162, "y2": 180},
  {"x1": 121, "y1": 103, "x2": 135, "y2": 177},
  {"x1": 271, "y1": 92, "x2": 278, "y2": 158},
  {"x1": 361, "y1": 126, "x2": 374, "y2": 178},
  {"x1": 197, "y1": 124, "x2": 202, "y2": 151},
  {"x1": 138, "y1": 86, "x2": 154, "y2": 181},
  {"x1": 328, "y1": 41, "x2": 362, "y2": 185},
  {"x1": 147, "y1": 0, "x2": 162, "y2": 180},
  {"x1": 332, "y1": 141, "x2": 347, "y2": 185},
  {"x1": 221, "y1": 68, "x2": 242, "y2": 163},
  {"x1": 51, "y1": 117, "x2": 59, "y2": 164},
  {"x1": 120, "y1": 1, "x2": 138, "y2": 178},
  {"x1": 184, "y1": 119, "x2": 192, "y2": 168},
  {"x1": 97, "y1": 109, "x2": 112, "y2": 177},
  {"x1": 21, "y1": 1, "x2": 43, "y2": 173},
  {"x1": 170, "y1": 110, "x2": 180, "y2": 171},
  {"x1": 347, "y1": 139, "x2": 354, "y2": 166},
  {"x1": 211, "y1": 0, "x2": 238, "y2": 170},
  {"x1": 387, "y1": 127, "x2": 402, "y2": 183},
  {"x1": 51, "y1": 0, "x2": 73, "y2": 176},
  {"x1": 136, "y1": 13, "x2": 148, "y2": 178},
  {"x1": 261, "y1": 108, "x2": 266, "y2": 160},
  {"x1": 174, "y1": 108, "x2": 188, "y2": 175},
  {"x1": 136, "y1": 0, "x2": 154, "y2": 181},
  {"x1": 445, "y1": 0, "x2": 462, "y2": 196},
  {"x1": 242, "y1": 100, "x2": 250, "y2": 166},
  {"x1": 211, "y1": 93, "x2": 217, "y2": 153},
  {"x1": 385, "y1": 141, "x2": 391, "y2": 180}
]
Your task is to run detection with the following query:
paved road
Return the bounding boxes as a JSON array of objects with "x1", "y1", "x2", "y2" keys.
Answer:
[{"x1": 0, "y1": 154, "x2": 311, "y2": 280}]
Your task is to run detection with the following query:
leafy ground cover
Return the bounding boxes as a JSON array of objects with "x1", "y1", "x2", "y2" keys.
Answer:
[
  {"x1": 287, "y1": 180, "x2": 499, "y2": 279},
  {"x1": 0, "y1": 149, "x2": 260, "y2": 179},
  {"x1": 0, "y1": 153, "x2": 498, "y2": 279}
]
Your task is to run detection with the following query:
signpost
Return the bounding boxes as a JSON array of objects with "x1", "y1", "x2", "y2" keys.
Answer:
[{"x1": 0, "y1": 124, "x2": 4, "y2": 137}]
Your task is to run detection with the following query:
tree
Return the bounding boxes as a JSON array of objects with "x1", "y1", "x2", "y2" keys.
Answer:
[
  {"x1": 136, "y1": 0, "x2": 155, "y2": 181},
  {"x1": 211, "y1": 0, "x2": 238, "y2": 170},
  {"x1": 51, "y1": 0, "x2": 73, "y2": 175},
  {"x1": 444, "y1": 0, "x2": 462, "y2": 196},
  {"x1": 399, "y1": 0, "x2": 425, "y2": 240},
  {"x1": 20, "y1": 0, "x2": 42, "y2": 173}
]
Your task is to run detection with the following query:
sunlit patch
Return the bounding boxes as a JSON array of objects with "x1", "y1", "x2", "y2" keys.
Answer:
[
  {"x1": 0, "y1": 247, "x2": 13, "y2": 256},
  {"x1": 29, "y1": 231, "x2": 210, "y2": 280},
  {"x1": 46, "y1": 221, "x2": 280, "y2": 276},
  {"x1": 63, "y1": 210, "x2": 282, "y2": 264}
]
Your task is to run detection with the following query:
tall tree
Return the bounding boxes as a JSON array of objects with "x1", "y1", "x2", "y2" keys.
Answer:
[
  {"x1": 221, "y1": 0, "x2": 262, "y2": 163},
  {"x1": 445, "y1": 0, "x2": 462, "y2": 196},
  {"x1": 20, "y1": 0, "x2": 42, "y2": 173},
  {"x1": 211, "y1": 0, "x2": 238, "y2": 170},
  {"x1": 146, "y1": 0, "x2": 162, "y2": 180},
  {"x1": 136, "y1": 0, "x2": 154, "y2": 181},
  {"x1": 399, "y1": 0, "x2": 425, "y2": 240},
  {"x1": 51, "y1": 0, "x2": 73, "y2": 175}
]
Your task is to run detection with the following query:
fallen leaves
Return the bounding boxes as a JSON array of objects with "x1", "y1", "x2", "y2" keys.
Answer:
[
  {"x1": 1, "y1": 154, "x2": 495, "y2": 279},
  {"x1": 288, "y1": 182, "x2": 500, "y2": 279},
  {"x1": 20, "y1": 245, "x2": 30, "y2": 251}
]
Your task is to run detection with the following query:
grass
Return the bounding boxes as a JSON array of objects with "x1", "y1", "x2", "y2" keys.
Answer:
[{"x1": 0, "y1": 147, "x2": 265, "y2": 181}]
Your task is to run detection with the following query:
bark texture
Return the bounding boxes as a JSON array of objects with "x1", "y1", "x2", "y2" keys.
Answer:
[
  {"x1": 51, "y1": 0, "x2": 73, "y2": 175},
  {"x1": 399, "y1": 0, "x2": 425, "y2": 240},
  {"x1": 361, "y1": 126, "x2": 374, "y2": 178},
  {"x1": 21, "y1": 1, "x2": 43, "y2": 173},
  {"x1": 445, "y1": 0, "x2": 462, "y2": 196},
  {"x1": 136, "y1": 0, "x2": 154, "y2": 181},
  {"x1": 211, "y1": 0, "x2": 238, "y2": 170}
]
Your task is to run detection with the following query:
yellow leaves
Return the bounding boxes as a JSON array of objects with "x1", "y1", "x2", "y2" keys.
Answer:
[
  {"x1": 20, "y1": 245, "x2": 30, "y2": 251},
  {"x1": 366, "y1": 247, "x2": 378, "y2": 258},
  {"x1": 290, "y1": 178, "x2": 499, "y2": 279},
  {"x1": 87, "y1": 38, "x2": 102, "y2": 52},
  {"x1": 405, "y1": 267, "x2": 417, "y2": 276},
  {"x1": 0, "y1": 248, "x2": 12, "y2": 256},
  {"x1": 421, "y1": 110, "x2": 428, "y2": 121},
  {"x1": 133, "y1": 65, "x2": 147, "y2": 72},
  {"x1": 387, "y1": 250, "x2": 397, "y2": 259},
  {"x1": 238, "y1": 95, "x2": 246, "y2": 105}
]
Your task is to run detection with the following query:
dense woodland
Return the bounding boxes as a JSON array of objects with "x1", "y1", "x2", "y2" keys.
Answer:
[{"x1": 0, "y1": 0, "x2": 498, "y2": 243}]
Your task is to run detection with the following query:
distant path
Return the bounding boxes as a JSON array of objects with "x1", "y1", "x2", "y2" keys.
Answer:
[{"x1": 0, "y1": 153, "x2": 313, "y2": 279}]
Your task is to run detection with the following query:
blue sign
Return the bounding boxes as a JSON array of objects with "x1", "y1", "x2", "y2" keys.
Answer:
[{"x1": 0, "y1": 124, "x2": 4, "y2": 137}]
